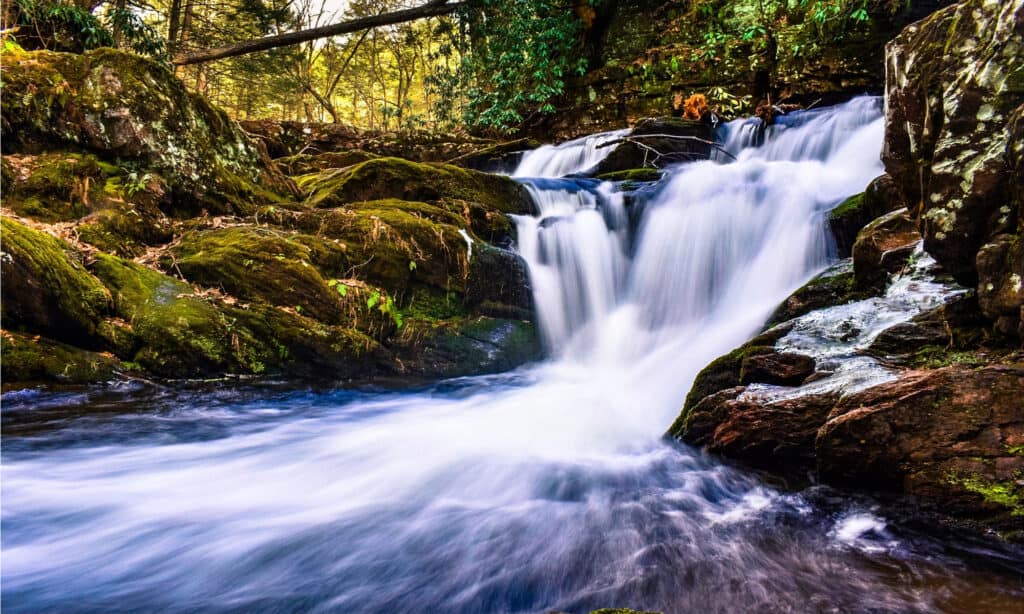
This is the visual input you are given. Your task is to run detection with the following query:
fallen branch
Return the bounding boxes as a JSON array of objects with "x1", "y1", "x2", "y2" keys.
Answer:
[{"x1": 596, "y1": 134, "x2": 737, "y2": 163}]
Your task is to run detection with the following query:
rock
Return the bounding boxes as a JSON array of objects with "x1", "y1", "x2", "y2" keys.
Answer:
[
  {"x1": 1, "y1": 330, "x2": 123, "y2": 386},
  {"x1": 765, "y1": 260, "x2": 873, "y2": 327},
  {"x1": 588, "y1": 118, "x2": 712, "y2": 175},
  {"x1": 465, "y1": 244, "x2": 534, "y2": 320},
  {"x1": 0, "y1": 218, "x2": 110, "y2": 346},
  {"x1": 868, "y1": 292, "x2": 988, "y2": 358},
  {"x1": 883, "y1": 0, "x2": 1023, "y2": 286},
  {"x1": 1, "y1": 47, "x2": 297, "y2": 215},
  {"x1": 2, "y1": 152, "x2": 174, "y2": 256},
  {"x1": 447, "y1": 138, "x2": 542, "y2": 173},
  {"x1": 595, "y1": 168, "x2": 665, "y2": 182},
  {"x1": 739, "y1": 351, "x2": 815, "y2": 386},
  {"x1": 169, "y1": 227, "x2": 349, "y2": 324},
  {"x1": 817, "y1": 364, "x2": 1024, "y2": 534},
  {"x1": 851, "y1": 208, "x2": 921, "y2": 290},
  {"x1": 305, "y1": 157, "x2": 534, "y2": 215},
  {"x1": 976, "y1": 234, "x2": 1024, "y2": 339},
  {"x1": 827, "y1": 174, "x2": 905, "y2": 257},
  {"x1": 276, "y1": 150, "x2": 379, "y2": 175},
  {"x1": 394, "y1": 316, "x2": 542, "y2": 378}
]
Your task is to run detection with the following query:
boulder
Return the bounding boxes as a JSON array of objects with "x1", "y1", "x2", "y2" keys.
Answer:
[
  {"x1": 0, "y1": 218, "x2": 110, "y2": 346},
  {"x1": 827, "y1": 174, "x2": 905, "y2": 257},
  {"x1": 817, "y1": 364, "x2": 1024, "y2": 534},
  {"x1": 883, "y1": 0, "x2": 1023, "y2": 287},
  {"x1": 393, "y1": 316, "x2": 542, "y2": 378},
  {"x1": 588, "y1": 118, "x2": 713, "y2": 175},
  {"x1": 465, "y1": 244, "x2": 534, "y2": 320},
  {"x1": 739, "y1": 351, "x2": 815, "y2": 386},
  {"x1": 305, "y1": 157, "x2": 534, "y2": 215},
  {"x1": 1, "y1": 330, "x2": 123, "y2": 385},
  {"x1": 851, "y1": 208, "x2": 921, "y2": 290},
  {"x1": 1, "y1": 47, "x2": 297, "y2": 215}
]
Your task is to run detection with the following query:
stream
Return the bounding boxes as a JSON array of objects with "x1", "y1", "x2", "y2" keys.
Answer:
[{"x1": 3, "y1": 98, "x2": 1023, "y2": 613}]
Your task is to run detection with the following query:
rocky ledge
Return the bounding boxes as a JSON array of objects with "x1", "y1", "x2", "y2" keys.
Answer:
[
  {"x1": 1, "y1": 47, "x2": 542, "y2": 387},
  {"x1": 670, "y1": 0, "x2": 1024, "y2": 540}
]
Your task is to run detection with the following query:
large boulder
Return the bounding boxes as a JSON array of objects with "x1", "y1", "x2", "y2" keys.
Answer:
[
  {"x1": 1, "y1": 47, "x2": 297, "y2": 215},
  {"x1": 827, "y1": 174, "x2": 906, "y2": 257},
  {"x1": 0, "y1": 218, "x2": 110, "y2": 346},
  {"x1": 817, "y1": 364, "x2": 1024, "y2": 535},
  {"x1": 882, "y1": 0, "x2": 1023, "y2": 340},
  {"x1": 851, "y1": 208, "x2": 921, "y2": 290}
]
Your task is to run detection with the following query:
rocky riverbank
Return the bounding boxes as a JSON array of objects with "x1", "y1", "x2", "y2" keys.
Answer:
[{"x1": 668, "y1": 0, "x2": 1024, "y2": 540}]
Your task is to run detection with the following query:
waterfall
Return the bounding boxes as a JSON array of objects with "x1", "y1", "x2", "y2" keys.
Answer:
[
  {"x1": 8, "y1": 97, "x2": 1004, "y2": 614},
  {"x1": 512, "y1": 129, "x2": 628, "y2": 178},
  {"x1": 513, "y1": 97, "x2": 885, "y2": 374}
]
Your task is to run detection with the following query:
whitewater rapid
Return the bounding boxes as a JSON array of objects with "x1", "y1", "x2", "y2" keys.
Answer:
[{"x1": 4, "y1": 98, "x2": 1020, "y2": 613}]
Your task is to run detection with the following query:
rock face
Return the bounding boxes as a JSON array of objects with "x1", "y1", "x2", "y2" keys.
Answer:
[
  {"x1": 0, "y1": 48, "x2": 541, "y2": 387},
  {"x1": 883, "y1": 0, "x2": 1024, "y2": 338},
  {"x1": 818, "y1": 365, "x2": 1024, "y2": 534},
  {"x1": 1, "y1": 48, "x2": 297, "y2": 215}
]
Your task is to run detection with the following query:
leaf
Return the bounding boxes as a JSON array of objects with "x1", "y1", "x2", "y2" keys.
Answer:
[
  {"x1": 367, "y1": 292, "x2": 380, "y2": 310},
  {"x1": 408, "y1": 260, "x2": 417, "y2": 271}
]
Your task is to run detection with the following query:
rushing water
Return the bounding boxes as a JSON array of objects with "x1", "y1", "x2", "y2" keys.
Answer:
[{"x1": 4, "y1": 98, "x2": 1023, "y2": 613}]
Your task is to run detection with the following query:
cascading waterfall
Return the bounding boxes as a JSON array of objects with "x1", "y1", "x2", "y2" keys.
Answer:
[{"x1": 4, "y1": 97, "x2": 1020, "y2": 614}]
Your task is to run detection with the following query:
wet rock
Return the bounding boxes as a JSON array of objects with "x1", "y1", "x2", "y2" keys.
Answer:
[
  {"x1": 765, "y1": 260, "x2": 874, "y2": 328},
  {"x1": 1, "y1": 330, "x2": 123, "y2": 386},
  {"x1": 1, "y1": 48, "x2": 297, "y2": 215},
  {"x1": 851, "y1": 208, "x2": 920, "y2": 290},
  {"x1": 0, "y1": 218, "x2": 110, "y2": 346},
  {"x1": 588, "y1": 118, "x2": 712, "y2": 175},
  {"x1": 976, "y1": 234, "x2": 1024, "y2": 339},
  {"x1": 394, "y1": 316, "x2": 542, "y2": 378},
  {"x1": 867, "y1": 292, "x2": 988, "y2": 358},
  {"x1": 817, "y1": 364, "x2": 1024, "y2": 534},
  {"x1": 827, "y1": 174, "x2": 905, "y2": 257},
  {"x1": 883, "y1": 0, "x2": 1023, "y2": 286},
  {"x1": 740, "y1": 351, "x2": 815, "y2": 386},
  {"x1": 447, "y1": 138, "x2": 542, "y2": 173},
  {"x1": 465, "y1": 244, "x2": 534, "y2": 320}
]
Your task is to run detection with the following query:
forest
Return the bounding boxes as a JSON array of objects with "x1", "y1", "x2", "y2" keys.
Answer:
[{"x1": 1, "y1": 0, "x2": 1022, "y2": 613}]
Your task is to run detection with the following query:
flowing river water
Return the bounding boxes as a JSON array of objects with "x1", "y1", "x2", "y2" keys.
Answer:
[{"x1": 3, "y1": 98, "x2": 1023, "y2": 613}]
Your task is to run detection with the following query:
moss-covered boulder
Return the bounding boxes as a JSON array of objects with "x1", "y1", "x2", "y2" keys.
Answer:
[
  {"x1": 168, "y1": 227, "x2": 348, "y2": 324},
  {"x1": 0, "y1": 47, "x2": 297, "y2": 215},
  {"x1": 1, "y1": 330, "x2": 124, "y2": 386},
  {"x1": 394, "y1": 316, "x2": 542, "y2": 378},
  {"x1": 465, "y1": 243, "x2": 534, "y2": 320},
  {"x1": 0, "y1": 217, "x2": 110, "y2": 345},
  {"x1": 305, "y1": 157, "x2": 533, "y2": 215},
  {"x1": 2, "y1": 152, "x2": 174, "y2": 256}
]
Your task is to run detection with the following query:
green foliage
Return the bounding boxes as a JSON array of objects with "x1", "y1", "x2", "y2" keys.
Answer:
[
  {"x1": 11, "y1": 0, "x2": 164, "y2": 58},
  {"x1": 429, "y1": 0, "x2": 601, "y2": 133}
]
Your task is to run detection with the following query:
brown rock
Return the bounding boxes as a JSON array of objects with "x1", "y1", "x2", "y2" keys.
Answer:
[
  {"x1": 740, "y1": 351, "x2": 815, "y2": 386},
  {"x1": 852, "y1": 208, "x2": 921, "y2": 290}
]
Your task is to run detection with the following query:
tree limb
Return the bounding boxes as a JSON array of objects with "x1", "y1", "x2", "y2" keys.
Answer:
[{"x1": 172, "y1": 0, "x2": 468, "y2": 66}]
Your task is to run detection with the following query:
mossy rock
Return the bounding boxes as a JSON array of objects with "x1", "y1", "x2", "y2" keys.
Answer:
[
  {"x1": 1, "y1": 153, "x2": 109, "y2": 222},
  {"x1": 281, "y1": 199, "x2": 472, "y2": 297},
  {"x1": 595, "y1": 168, "x2": 665, "y2": 182},
  {"x1": 169, "y1": 227, "x2": 348, "y2": 324},
  {"x1": 0, "y1": 217, "x2": 110, "y2": 345},
  {"x1": 395, "y1": 316, "x2": 541, "y2": 378},
  {"x1": 304, "y1": 157, "x2": 533, "y2": 215},
  {"x1": 1, "y1": 48, "x2": 297, "y2": 216},
  {"x1": 276, "y1": 150, "x2": 379, "y2": 176},
  {"x1": 1, "y1": 330, "x2": 123, "y2": 386},
  {"x1": 827, "y1": 175, "x2": 905, "y2": 257},
  {"x1": 765, "y1": 260, "x2": 873, "y2": 327},
  {"x1": 465, "y1": 243, "x2": 533, "y2": 320}
]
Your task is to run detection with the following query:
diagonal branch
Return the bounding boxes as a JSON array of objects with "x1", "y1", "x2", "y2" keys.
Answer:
[{"x1": 173, "y1": 1, "x2": 468, "y2": 66}]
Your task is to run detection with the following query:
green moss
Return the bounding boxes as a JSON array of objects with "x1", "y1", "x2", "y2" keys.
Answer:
[
  {"x1": 305, "y1": 157, "x2": 533, "y2": 215},
  {"x1": 1, "y1": 330, "x2": 123, "y2": 386},
  {"x1": 404, "y1": 287, "x2": 468, "y2": 321},
  {"x1": 952, "y1": 474, "x2": 1024, "y2": 516},
  {"x1": 829, "y1": 193, "x2": 864, "y2": 222},
  {"x1": 907, "y1": 346, "x2": 986, "y2": 369},
  {"x1": 171, "y1": 227, "x2": 347, "y2": 324},
  {"x1": 0, "y1": 217, "x2": 110, "y2": 343},
  {"x1": 596, "y1": 168, "x2": 665, "y2": 182},
  {"x1": 277, "y1": 150, "x2": 380, "y2": 176}
]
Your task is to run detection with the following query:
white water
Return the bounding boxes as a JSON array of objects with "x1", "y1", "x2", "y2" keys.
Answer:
[{"x1": 7, "y1": 98, "x2": 1014, "y2": 613}]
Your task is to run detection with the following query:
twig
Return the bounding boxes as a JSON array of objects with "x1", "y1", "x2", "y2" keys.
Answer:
[{"x1": 596, "y1": 134, "x2": 737, "y2": 162}]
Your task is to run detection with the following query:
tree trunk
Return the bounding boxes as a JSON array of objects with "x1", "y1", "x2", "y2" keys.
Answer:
[{"x1": 172, "y1": 1, "x2": 467, "y2": 66}]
